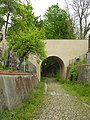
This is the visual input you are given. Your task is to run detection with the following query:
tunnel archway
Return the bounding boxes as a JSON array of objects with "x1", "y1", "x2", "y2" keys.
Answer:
[{"x1": 41, "y1": 56, "x2": 65, "y2": 79}]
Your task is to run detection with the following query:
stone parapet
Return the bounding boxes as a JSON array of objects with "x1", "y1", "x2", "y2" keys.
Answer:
[
  {"x1": 0, "y1": 73, "x2": 38, "y2": 111},
  {"x1": 67, "y1": 65, "x2": 90, "y2": 84}
]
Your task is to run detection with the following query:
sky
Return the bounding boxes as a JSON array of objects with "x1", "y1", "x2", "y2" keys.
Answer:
[{"x1": 30, "y1": 0, "x2": 67, "y2": 17}]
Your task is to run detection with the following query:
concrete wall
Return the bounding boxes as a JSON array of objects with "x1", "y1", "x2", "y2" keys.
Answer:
[
  {"x1": 0, "y1": 73, "x2": 38, "y2": 111},
  {"x1": 28, "y1": 54, "x2": 41, "y2": 80},
  {"x1": 67, "y1": 65, "x2": 90, "y2": 84},
  {"x1": 45, "y1": 40, "x2": 88, "y2": 78},
  {"x1": 45, "y1": 40, "x2": 88, "y2": 67},
  {"x1": 28, "y1": 40, "x2": 88, "y2": 79}
]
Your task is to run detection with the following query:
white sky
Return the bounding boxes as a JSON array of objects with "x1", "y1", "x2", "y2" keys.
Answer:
[{"x1": 30, "y1": 0, "x2": 67, "y2": 17}]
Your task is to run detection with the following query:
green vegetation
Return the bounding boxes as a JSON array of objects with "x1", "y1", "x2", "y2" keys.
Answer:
[
  {"x1": 43, "y1": 3, "x2": 75, "y2": 39},
  {"x1": 69, "y1": 66, "x2": 78, "y2": 82},
  {"x1": 0, "y1": 65, "x2": 5, "y2": 70},
  {"x1": 7, "y1": 3, "x2": 46, "y2": 67},
  {"x1": 0, "y1": 64, "x2": 12, "y2": 71},
  {"x1": 55, "y1": 78, "x2": 90, "y2": 105},
  {"x1": 0, "y1": 0, "x2": 19, "y2": 33},
  {"x1": 75, "y1": 58, "x2": 86, "y2": 65},
  {"x1": 0, "y1": 1, "x2": 46, "y2": 68},
  {"x1": 69, "y1": 57, "x2": 86, "y2": 66},
  {"x1": 0, "y1": 81, "x2": 44, "y2": 120}
]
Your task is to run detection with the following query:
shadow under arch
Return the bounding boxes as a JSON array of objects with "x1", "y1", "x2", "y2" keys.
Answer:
[{"x1": 41, "y1": 56, "x2": 65, "y2": 79}]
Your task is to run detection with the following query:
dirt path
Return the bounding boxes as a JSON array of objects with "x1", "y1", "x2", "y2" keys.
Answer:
[{"x1": 33, "y1": 78, "x2": 90, "y2": 120}]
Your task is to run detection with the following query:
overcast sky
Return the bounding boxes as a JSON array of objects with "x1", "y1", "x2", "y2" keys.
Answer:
[{"x1": 30, "y1": 0, "x2": 67, "y2": 17}]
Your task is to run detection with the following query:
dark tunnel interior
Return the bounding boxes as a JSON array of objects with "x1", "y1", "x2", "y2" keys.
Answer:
[{"x1": 41, "y1": 56, "x2": 65, "y2": 78}]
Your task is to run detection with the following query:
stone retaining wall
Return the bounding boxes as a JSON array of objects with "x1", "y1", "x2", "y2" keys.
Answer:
[
  {"x1": 67, "y1": 65, "x2": 90, "y2": 84},
  {"x1": 0, "y1": 73, "x2": 38, "y2": 111}
]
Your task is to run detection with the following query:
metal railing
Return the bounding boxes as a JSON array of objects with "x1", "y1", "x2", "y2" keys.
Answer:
[
  {"x1": 0, "y1": 50, "x2": 36, "y2": 73},
  {"x1": 69, "y1": 53, "x2": 87, "y2": 65},
  {"x1": 20, "y1": 61, "x2": 36, "y2": 73}
]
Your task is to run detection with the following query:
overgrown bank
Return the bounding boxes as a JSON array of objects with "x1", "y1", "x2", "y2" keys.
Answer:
[
  {"x1": 0, "y1": 81, "x2": 44, "y2": 120},
  {"x1": 55, "y1": 78, "x2": 90, "y2": 105}
]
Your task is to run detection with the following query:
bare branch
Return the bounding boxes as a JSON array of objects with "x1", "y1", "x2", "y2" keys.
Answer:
[{"x1": 71, "y1": 0, "x2": 90, "y2": 39}]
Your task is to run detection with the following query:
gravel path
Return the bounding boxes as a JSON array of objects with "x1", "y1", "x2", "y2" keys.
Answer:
[{"x1": 33, "y1": 78, "x2": 90, "y2": 120}]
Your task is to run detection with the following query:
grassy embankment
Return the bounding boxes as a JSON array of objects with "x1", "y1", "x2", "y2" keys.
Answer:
[
  {"x1": 0, "y1": 81, "x2": 44, "y2": 120},
  {"x1": 55, "y1": 77, "x2": 90, "y2": 105}
]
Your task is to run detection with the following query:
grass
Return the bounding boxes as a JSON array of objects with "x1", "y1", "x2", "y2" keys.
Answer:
[
  {"x1": 0, "y1": 81, "x2": 44, "y2": 120},
  {"x1": 55, "y1": 78, "x2": 90, "y2": 105},
  {"x1": 0, "y1": 65, "x2": 11, "y2": 71},
  {"x1": 0, "y1": 65, "x2": 5, "y2": 70}
]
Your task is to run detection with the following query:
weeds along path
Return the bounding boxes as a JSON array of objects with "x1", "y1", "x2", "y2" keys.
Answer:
[{"x1": 33, "y1": 77, "x2": 90, "y2": 120}]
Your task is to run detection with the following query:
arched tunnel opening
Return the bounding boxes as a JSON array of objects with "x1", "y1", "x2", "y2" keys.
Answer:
[{"x1": 41, "y1": 56, "x2": 65, "y2": 79}]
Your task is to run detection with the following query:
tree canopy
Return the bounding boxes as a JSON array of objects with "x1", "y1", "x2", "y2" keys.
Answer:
[
  {"x1": 0, "y1": 1, "x2": 46, "y2": 67},
  {"x1": 0, "y1": 0, "x2": 20, "y2": 34},
  {"x1": 7, "y1": 3, "x2": 46, "y2": 66},
  {"x1": 43, "y1": 3, "x2": 75, "y2": 39}
]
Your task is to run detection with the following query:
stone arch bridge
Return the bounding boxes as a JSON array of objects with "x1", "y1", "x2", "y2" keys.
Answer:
[{"x1": 40, "y1": 40, "x2": 88, "y2": 79}]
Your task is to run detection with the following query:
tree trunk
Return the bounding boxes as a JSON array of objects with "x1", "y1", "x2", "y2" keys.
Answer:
[
  {"x1": 83, "y1": 23, "x2": 90, "y2": 39},
  {"x1": 5, "y1": 11, "x2": 10, "y2": 36},
  {"x1": 80, "y1": 18, "x2": 83, "y2": 39}
]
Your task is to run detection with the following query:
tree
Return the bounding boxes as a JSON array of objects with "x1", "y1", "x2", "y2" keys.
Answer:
[
  {"x1": 0, "y1": 0, "x2": 20, "y2": 35},
  {"x1": 34, "y1": 16, "x2": 44, "y2": 30},
  {"x1": 43, "y1": 3, "x2": 75, "y2": 39},
  {"x1": 0, "y1": 16, "x2": 4, "y2": 30},
  {"x1": 71, "y1": 0, "x2": 90, "y2": 39},
  {"x1": 7, "y1": 3, "x2": 46, "y2": 67}
]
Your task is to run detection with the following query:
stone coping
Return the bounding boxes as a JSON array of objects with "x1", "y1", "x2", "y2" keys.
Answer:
[
  {"x1": 0, "y1": 71, "x2": 35, "y2": 75},
  {"x1": 68, "y1": 64, "x2": 90, "y2": 67}
]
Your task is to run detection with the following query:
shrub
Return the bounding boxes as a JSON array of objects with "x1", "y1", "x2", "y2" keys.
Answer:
[{"x1": 70, "y1": 66, "x2": 78, "y2": 82}]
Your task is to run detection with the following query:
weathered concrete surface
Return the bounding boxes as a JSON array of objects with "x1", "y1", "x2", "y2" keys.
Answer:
[
  {"x1": 77, "y1": 65, "x2": 90, "y2": 84},
  {"x1": 28, "y1": 40, "x2": 88, "y2": 80},
  {"x1": 67, "y1": 65, "x2": 90, "y2": 84},
  {"x1": 45, "y1": 40, "x2": 88, "y2": 67},
  {"x1": 40, "y1": 40, "x2": 88, "y2": 79},
  {"x1": 33, "y1": 78, "x2": 90, "y2": 120},
  {"x1": 0, "y1": 73, "x2": 38, "y2": 111},
  {"x1": 87, "y1": 52, "x2": 90, "y2": 64},
  {"x1": 0, "y1": 77, "x2": 7, "y2": 111}
]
